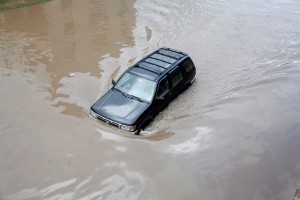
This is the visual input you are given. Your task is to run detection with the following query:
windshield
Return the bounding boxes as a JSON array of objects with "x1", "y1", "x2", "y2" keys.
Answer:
[{"x1": 114, "y1": 73, "x2": 156, "y2": 102}]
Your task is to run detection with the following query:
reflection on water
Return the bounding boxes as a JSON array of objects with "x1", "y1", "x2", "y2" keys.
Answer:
[
  {"x1": 0, "y1": 0, "x2": 137, "y2": 118},
  {"x1": 5, "y1": 170, "x2": 146, "y2": 199},
  {"x1": 1, "y1": 0, "x2": 300, "y2": 199}
]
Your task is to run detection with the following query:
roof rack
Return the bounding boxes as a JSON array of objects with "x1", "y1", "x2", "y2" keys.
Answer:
[{"x1": 130, "y1": 47, "x2": 187, "y2": 80}]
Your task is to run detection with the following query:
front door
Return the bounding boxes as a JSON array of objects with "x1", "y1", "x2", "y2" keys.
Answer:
[{"x1": 155, "y1": 76, "x2": 171, "y2": 113}]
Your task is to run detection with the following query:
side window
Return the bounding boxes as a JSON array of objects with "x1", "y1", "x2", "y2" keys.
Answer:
[
  {"x1": 181, "y1": 58, "x2": 194, "y2": 74},
  {"x1": 157, "y1": 77, "x2": 169, "y2": 97},
  {"x1": 169, "y1": 67, "x2": 183, "y2": 87}
]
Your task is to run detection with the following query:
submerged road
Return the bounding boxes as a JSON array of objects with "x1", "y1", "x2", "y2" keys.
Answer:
[{"x1": 0, "y1": 0, "x2": 300, "y2": 199}]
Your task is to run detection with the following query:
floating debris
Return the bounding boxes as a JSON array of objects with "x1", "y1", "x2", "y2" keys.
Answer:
[{"x1": 68, "y1": 73, "x2": 75, "y2": 78}]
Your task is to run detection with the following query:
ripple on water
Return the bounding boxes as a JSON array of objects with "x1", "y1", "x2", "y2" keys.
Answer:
[{"x1": 1, "y1": 0, "x2": 300, "y2": 199}]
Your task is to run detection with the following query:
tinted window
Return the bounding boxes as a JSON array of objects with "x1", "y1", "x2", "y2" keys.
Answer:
[
  {"x1": 157, "y1": 77, "x2": 169, "y2": 97},
  {"x1": 169, "y1": 68, "x2": 183, "y2": 87},
  {"x1": 181, "y1": 58, "x2": 194, "y2": 73}
]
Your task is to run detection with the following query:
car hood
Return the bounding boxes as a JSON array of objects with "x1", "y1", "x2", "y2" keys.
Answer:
[{"x1": 91, "y1": 90, "x2": 149, "y2": 125}]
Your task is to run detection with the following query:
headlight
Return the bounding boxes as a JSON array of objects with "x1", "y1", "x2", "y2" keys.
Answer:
[
  {"x1": 90, "y1": 110, "x2": 98, "y2": 118},
  {"x1": 120, "y1": 124, "x2": 136, "y2": 132}
]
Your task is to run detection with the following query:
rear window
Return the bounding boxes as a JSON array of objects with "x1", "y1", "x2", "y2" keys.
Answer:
[{"x1": 181, "y1": 58, "x2": 194, "y2": 73}]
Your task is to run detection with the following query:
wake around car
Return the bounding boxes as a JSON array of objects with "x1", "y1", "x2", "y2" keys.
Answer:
[{"x1": 90, "y1": 47, "x2": 196, "y2": 135}]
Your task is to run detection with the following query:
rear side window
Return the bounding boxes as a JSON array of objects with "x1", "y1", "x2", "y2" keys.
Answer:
[
  {"x1": 169, "y1": 68, "x2": 183, "y2": 87},
  {"x1": 181, "y1": 58, "x2": 194, "y2": 73},
  {"x1": 157, "y1": 77, "x2": 169, "y2": 97}
]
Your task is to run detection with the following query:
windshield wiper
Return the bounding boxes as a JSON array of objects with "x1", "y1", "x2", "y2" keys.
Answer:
[
  {"x1": 132, "y1": 96, "x2": 145, "y2": 102},
  {"x1": 115, "y1": 88, "x2": 129, "y2": 97},
  {"x1": 125, "y1": 93, "x2": 144, "y2": 102},
  {"x1": 115, "y1": 88, "x2": 145, "y2": 102},
  {"x1": 125, "y1": 93, "x2": 145, "y2": 102}
]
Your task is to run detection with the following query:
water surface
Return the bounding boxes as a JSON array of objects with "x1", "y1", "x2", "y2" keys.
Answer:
[{"x1": 0, "y1": 0, "x2": 300, "y2": 199}]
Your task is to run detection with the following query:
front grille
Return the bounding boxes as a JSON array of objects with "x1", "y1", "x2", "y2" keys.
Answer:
[{"x1": 96, "y1": 114, "x2": 121, "y2": 129}]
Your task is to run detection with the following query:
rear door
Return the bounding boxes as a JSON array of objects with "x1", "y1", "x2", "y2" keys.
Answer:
[{"x1": 168, "y1": 66, "x2": 185, "y2": 98}]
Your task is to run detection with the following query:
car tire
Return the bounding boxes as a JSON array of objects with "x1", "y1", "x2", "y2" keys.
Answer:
[{"x1": 135, "y1": 117, "x2": 153, "y2": 135}]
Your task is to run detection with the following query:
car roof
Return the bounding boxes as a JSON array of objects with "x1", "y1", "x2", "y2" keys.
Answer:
[{"x1": 128, "y1": 47, "x2": 188, "y2": 81}]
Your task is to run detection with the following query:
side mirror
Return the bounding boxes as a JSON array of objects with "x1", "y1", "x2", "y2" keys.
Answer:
[{"x1": 112, "y1": 79, "x2": 116, "y2": 85}]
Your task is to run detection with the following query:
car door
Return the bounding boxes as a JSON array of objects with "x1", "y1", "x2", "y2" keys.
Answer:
[
  {"x1": 168, "y1": 66, "x2": 185, "y2": 99},
  {"x1": 154, "y1": 76, "x2": 171, "y2": 113}
]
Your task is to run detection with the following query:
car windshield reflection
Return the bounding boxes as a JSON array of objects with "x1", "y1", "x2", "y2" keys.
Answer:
[{"x1": 114, "y1": 73, "x2": 156, "y2": 103}]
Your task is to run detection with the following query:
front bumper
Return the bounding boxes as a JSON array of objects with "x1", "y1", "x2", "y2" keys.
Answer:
[{"x1": 90, "y1": 110, "x2": 138, "y2": 134}]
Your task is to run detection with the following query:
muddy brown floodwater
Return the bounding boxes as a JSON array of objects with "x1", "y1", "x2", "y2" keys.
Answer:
[{"x1": 1, "y1": 0, "x2": 300, "y2": 199}]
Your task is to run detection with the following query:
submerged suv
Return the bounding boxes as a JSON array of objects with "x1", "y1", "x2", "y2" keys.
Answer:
[{"x1": 90, "y1": 47, "x2": 196, "y2": 134}]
